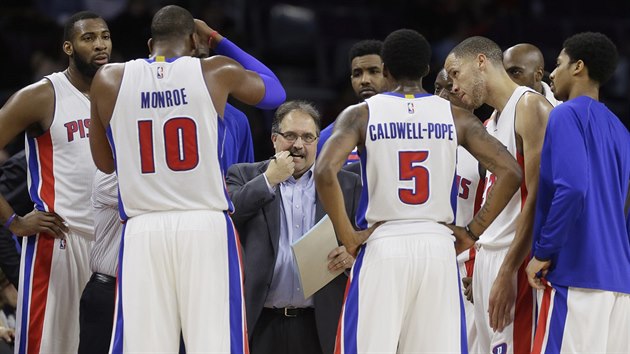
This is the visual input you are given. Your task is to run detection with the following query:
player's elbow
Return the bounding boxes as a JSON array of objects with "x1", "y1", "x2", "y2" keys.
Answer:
[
  {"x1": 503, "y1": 163, "x2": 523, "y2": 192},
  {"x1": 314, "y1": 161, "x2": 336, "y2": 187}
]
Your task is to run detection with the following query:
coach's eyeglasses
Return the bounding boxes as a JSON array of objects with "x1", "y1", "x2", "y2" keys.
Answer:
[{"x1": 275, "y1": 131, "x2": 319, "y2": 144}]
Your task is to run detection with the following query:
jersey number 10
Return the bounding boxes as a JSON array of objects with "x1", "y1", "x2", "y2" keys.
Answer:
[
  {"x1": 398, "y1": 150, "x2": 430, "y2": 205},
  {"x1": 138, "y1": 118, "x2": 199, "y2": 173}
]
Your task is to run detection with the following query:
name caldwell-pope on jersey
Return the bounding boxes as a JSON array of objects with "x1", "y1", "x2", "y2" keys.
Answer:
[{"x1": 368, "y1": 121, "x2": 455, "y2": 141}]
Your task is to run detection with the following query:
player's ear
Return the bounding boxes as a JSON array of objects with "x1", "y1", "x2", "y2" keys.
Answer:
[
  {"x1": 190, "y1": 32, "x2": 200, "y2": 55},
  {"x1": 422, "y1": 64, "x2": 430, "y2": 77},
  {"x1": 535, "y1": 67, "x2": 544, "y2": 83},
  {"x1": 63, "y1": 41, "x2": 73, "y2": 56},
  {"x1": 573, "y1": 59, "x2": 586, "y2": 77},
  {"x1": 147, "y1": 38, "x2": 153, "y2": 55},
  {"x1": 383, "y1": 65, "x2": 391, "y2": 78}
]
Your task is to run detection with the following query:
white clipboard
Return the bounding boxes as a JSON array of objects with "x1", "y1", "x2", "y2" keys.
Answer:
[{"x1": 291, "y1": 215, "x2": 344, "y2": 299}]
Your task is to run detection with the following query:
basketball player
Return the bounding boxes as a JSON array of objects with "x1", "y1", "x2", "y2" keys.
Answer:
[
  {"x1": 89, "y1": 5, "x2": 285, "y2": 353},
  {"x1": 445, "y1": 36, "x2": 553, "y2": 354},
  {"x1": 434, "y1": 67, "x2": 483, "y2": 353},
  {"x1": 0, "y1": 11, "x2": 110, "y2": 354},
  {"x1": 526, "y1": 32, "x2": 630, "y2": 353},
  {"x1": 503, "y1": 43, "x2": 561, "y2": 106},
  {"x1": 315, "y1": 29, "x2": 522, "y2": 353},
  {"x1": 317, "y1": 39, "x2": 391, "y2": 163}
]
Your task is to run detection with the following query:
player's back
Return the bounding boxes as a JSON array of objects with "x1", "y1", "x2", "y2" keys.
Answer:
[
  {"x1": 109, "y1": 57, "x2": 231, "y2": 218},
  {"x1": 358, "y1": 93, "x2": 457, "y2": 232}
]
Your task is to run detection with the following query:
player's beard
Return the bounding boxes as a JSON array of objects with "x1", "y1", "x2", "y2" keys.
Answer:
[
  {"x1": 73, "y1": 52, "x2": 101, "y2": 78},
  {"x1": 469, "y1": 76, "x2": 486, "y2": 109}
]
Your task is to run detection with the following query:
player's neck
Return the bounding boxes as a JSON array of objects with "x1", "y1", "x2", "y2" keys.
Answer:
[
  {"x1": 64, "y1": 67, "x2": 92, "y2": 98},
  {"x1": 392, "y1": 80, "x2": 427, "y2": 95},
  {"x1": 568, "y1": 82, "x2": 599, "y2": 101},
  {"x1": 150, "y1": 43, "x2": 193, "y2": 60},
  {"x1": 485, "y1": 75, "x2": 519, "y2": 112}
]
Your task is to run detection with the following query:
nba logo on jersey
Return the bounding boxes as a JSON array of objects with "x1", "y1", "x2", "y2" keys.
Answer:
[
  {"x1": 407, "y1": 102, "x2": 415, "y2": 114},
  {"x1": 492, "y1": 343, "x2": 507, "y2": 354},
  {"x1": 59, "y1": 239, "x2": 66, "y2": 250},
  {"x1": 157, "y1": 66, "x2": 164, "y2": 79}
]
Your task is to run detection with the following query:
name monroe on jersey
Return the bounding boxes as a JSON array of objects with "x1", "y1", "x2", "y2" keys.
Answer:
[
  {"x1": 368, "y1": 121, "x2": 455, "y2": 141},
  {"x1": 141, "y1": 88, "x2": 189, "y2": 109}
]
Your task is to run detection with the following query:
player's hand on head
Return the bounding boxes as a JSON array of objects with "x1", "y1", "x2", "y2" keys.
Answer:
[
  {"x1": 11, "y1": 209, "x2": 68, "y2": 239},
  {"x1": 265, "y1": 151, "x2": 294, "y2": 186},
  {"x1": 327, "y1": 245, "x2": 354, "y2": 271},
  {"x1": 193, "y1": 19, "x2": 223, "y2": 49},
  {"x1": 488, "y1": 273, "x2": 515, "y2": 333}
]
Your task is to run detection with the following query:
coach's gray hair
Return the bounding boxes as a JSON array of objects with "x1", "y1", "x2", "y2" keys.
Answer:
[{"x1": 272, "y1": 100, "x2": 321, "y2": 134}]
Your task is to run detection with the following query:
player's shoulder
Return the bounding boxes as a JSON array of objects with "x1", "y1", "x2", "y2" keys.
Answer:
[
  {"x1": 3, "y1": 77, "x2": 55, "y2": 111},
  {"x1": 94, "y1": 63, "x2": 125, "y2": 87}
]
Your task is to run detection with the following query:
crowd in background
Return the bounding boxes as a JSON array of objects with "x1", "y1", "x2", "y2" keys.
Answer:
[{"x1": 0, "y1": 0, "x2": 628, "y2": 163}]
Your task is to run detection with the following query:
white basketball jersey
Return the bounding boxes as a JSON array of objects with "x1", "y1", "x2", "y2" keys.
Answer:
[
  {"x1": 359, "y1": 93, "x2": 457, "y2": 230},
  {"x1": 477, "y1": 86, "x2": 532, "y2": 248},
  {"x1": 109, "y1": 57, "x2": 230, "y2": 218},
  {"x1": 455, "y1": 146, "x2": 483, "y2": 227},
  {"x1": 25, "y1": 72, "x2": 96, "y2": 235}
]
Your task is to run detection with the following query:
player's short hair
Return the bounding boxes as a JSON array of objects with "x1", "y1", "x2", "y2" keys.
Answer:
[
  {"x1": 150, "y1": 5, "x2": 195, "y2": 42},
  {"x1": 381, "y1": 29, "x2": 431, "y2": 81},
  {"x1": 563, "y1": 32, "x2": 618, "y2": 84},
  {"x1": 63, "y1": 11, "x2": 102, "y2": 42},
  {"x1": 348, "y1": 40, "x2": 383, "y2": 66},
  {"x1": 450, "y1": 36, "x2": 503, "y2": 65},
  {"x1": 272, "y1": 100, "x2": 321, "y2": 134}
]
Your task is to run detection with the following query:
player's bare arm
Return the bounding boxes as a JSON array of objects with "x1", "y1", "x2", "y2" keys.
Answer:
[
  {"x1": 452, "y1": 105, "x2": 523, "y2": 253},
  {"x1": 489, "y1": 93, "x2": 551, "y2": 332},
  {"x1": 0, "y1": 80, "x2": 68, "y2": 237},
  {"x1": 315, "y1": 103, "x2": 380, "y2": 256},
  {"x1": 89, "y1": 63, "x2": 124, "y2": 174}
]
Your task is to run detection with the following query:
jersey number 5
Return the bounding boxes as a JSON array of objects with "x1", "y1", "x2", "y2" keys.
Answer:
[
  {"x1": 398, "y1": 150, "x2": 430, "y2": 205},
  {"x1": 138, "y1": 118, "x2": 199, "y2": 173}
]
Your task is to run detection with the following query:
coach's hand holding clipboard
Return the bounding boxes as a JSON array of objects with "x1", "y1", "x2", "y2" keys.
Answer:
[{"x1": 291, "y1": 215, "x2": 354, "y2": 299}]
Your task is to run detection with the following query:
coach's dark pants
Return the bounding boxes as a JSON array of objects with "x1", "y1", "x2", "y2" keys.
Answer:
[
  {"x1": 78, "y1": 272, "x2": 116, "y2": 354},
  {"x1": 250, "y1": 308, "x2": 322, "y2": 354}
]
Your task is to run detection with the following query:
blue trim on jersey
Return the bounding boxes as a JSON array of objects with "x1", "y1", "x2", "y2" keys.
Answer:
[
  {"x1": 344, "y1": 244, "x2": 366, "y2": 354},
  {"x1": 17, "y1": 236, "x2": 37, "y2": 354},
  {"x1": 106, "y1": 127, "x2": 129, "y2": 221},
  {"x1": 216, "y1": 116, "x2": 235, "y2": 213},
  {"x1": 26, "y1": 137, "x2": 45, "y2": 211},
  {"x1": 143, "y1": 56, "x2": 181, "y2": 63},
  {"x1": 450, "y1": 171, "x2": 458, "y2": 222},
  {"x1": 225, "y1": 212, "x2": 244, "y2": 354},
  {"x1": 356, "y1": 151, "x2": 369, "y2": 230},
  {"x1": 111, "y1": 223, "x2": 127, "y2": 354},
  {"x1": 381, "y1": 92, "x2": 432, "y2": 99},
  {"x1": 545, "y1": 285, "x2": 568, "y2": 353},
  {"x1": 456, "y1": 257, "x2": 469, "y2": 354}
]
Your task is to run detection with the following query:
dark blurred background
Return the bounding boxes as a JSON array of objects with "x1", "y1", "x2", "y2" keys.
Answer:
[{"x1": 1, "y1": 0, "x2": 628, "y2": 161}]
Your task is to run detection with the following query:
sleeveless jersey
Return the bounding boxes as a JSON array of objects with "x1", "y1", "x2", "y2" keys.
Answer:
[
  {"x1": 358, "y1": 93, "x2": 458, "y2": 230},
  {"x1": 25, "y1": 71, "x2": 96, "y2": 235},
  {"x1": 455, "y1": 146, "x2": 484, "y2": 227},
  {"x1": 108, "y1": 57, "x2": 231, "y2": 219},
  {"x1": 477, "y1": 86, "x2": 533, "y2": 248}
]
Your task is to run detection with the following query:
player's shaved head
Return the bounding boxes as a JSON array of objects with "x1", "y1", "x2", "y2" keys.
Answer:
[
  {"x1": 449, "y1": 36, "x2": 503, "y2": 65},
  {"x1": 503, "y1": 43, "x2": 545, "y2": 92},
  {"x1": 151, "y1": 5, "x2": 195, "y2": 42}
]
